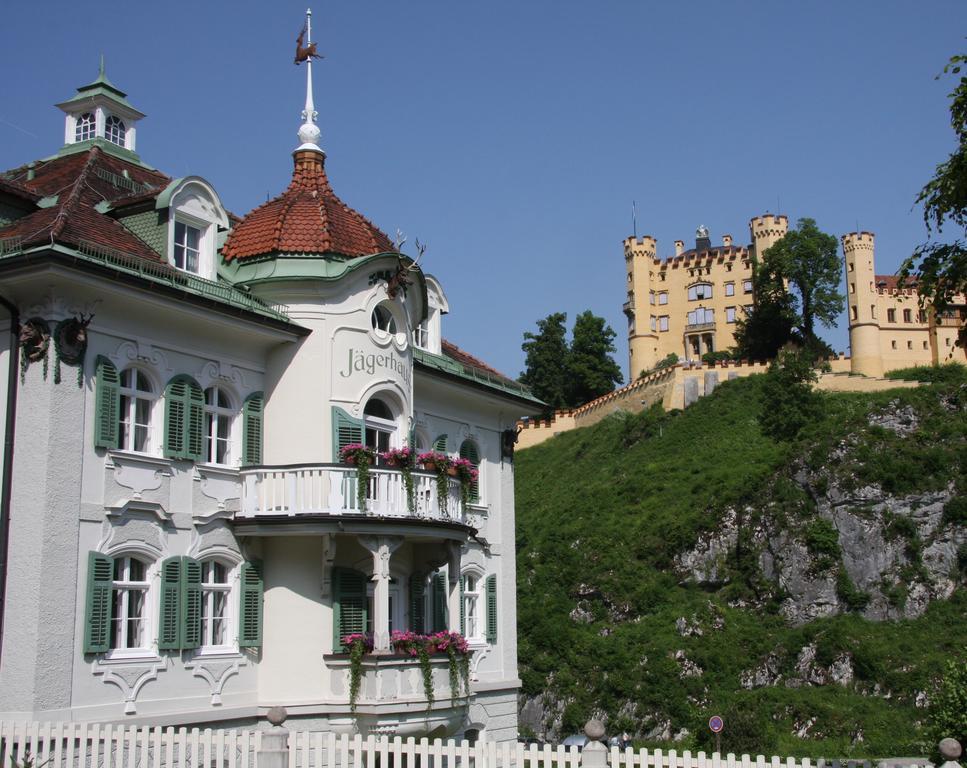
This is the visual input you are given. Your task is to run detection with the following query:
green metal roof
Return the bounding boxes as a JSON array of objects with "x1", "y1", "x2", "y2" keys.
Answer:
[
  {"x1": 0, "y1": 235, "x2": 294, "y2": 325},
  {"x1": 59, "y1": 59, "x2": 141, "y2": 113},
  {"x1": 414, "y1": 347, "x2": 543, "y2": 405}
]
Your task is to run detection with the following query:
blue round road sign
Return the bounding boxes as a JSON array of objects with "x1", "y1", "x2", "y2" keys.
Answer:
[{"x1": 709, "y1": 716, "x2": 724, "y2": 733}]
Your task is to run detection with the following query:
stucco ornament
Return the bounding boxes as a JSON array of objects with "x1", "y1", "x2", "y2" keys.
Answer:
[{"x1": 92, "y1": 656, "x2": 168, "y2": 715}]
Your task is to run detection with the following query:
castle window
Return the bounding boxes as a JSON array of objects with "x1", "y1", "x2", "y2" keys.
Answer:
[
  {"x1": 688, "y1": 283, "x2": 712, "y2": 301},
  {"x1": 75, "y1": 112, "x2": 95, "y2": 142},
  {"x1": 659, "y1": 316, "x2": 669, "y2": 332},
  {"x1": 871, "y1": 305, "x2": 877, "y2": 320},
  {"x1": 923, "y1": 341, "x2": 928, "y2": 350},
  {"x1": 903, "y1": 309, "x2": 912, "y2": 323},
  {"x1": 105, "y1": 115, "x2": 126, "y2": 147},
  {"x1": 743, "y1": 280, "x2": 753, "y2": 294},
  {"x1": 892, "y1": 340, "x2": 897, "y2": 349},
  {"x1": 687, "y1": 308, "x2": 714, "y2": 326},
  {"x1": 725, "y1": 283, "x2": 735, "y2": 297},
  {"x1": 907, "y1": 340, "x2": 913, "y2": 350},
  {"x1": 946, "y1": 337, "x2": 952, "y2": 347},
  {"x1": 649, "y1": 291, "x2": 655, "y2": 305},
  {"x1": 918, "y1": 310, "x2": 928, "y2": 323},
  {"x1": 650, "y1": 316, "x2": 656, "y2": 332},
  {"x1": 851, "y1": 306, "x2": 858, "y2": 321},
  {"x1": 849, "y1": 282, "x2": 855, "y2": 295},
  {"x1": 726, "y1": 307, "x2": 736, "y2": 323},
  {"x1": 658, "y1": 292, "x2": 668, "y2": 305},
  {"x1": 848, "y1": 262, "x2": 855, "y2": 272},
  {"x1": 887, "y1": 309, "x2": 896, "y2": 323}
]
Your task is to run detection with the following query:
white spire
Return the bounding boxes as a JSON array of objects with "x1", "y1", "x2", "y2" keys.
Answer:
[{"x1": 296, "y1": 7, "x2": 323, "y2": 153}]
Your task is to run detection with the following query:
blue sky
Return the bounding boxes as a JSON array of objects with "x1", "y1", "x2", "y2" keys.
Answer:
[{"x1": 1, "y1": 1, "x2": 964, "y2": 381}]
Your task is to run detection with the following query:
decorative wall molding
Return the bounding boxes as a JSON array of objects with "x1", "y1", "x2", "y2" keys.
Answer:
[
  {"x1": 113, "y1": 340, "x2": 171, "y2": 372},
  {"x1": 107, "y1": 451, "x2": 173, "y2": 499},
  {"x1": 92, "y1": 656, "x2": 167, "y2": 715},
  {"x1": 183, "y1": 656, "x2": 245, "y2": 707},
  {"x1": 194, "y1": 464, "x2": 241, "y2": 511}
]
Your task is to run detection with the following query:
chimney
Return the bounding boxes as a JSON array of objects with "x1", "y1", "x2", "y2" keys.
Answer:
[
  {"x1": 674, "y1": 240, "x2": 684, "y2": 257},
  {"x1": 723, "y1": 234, "x2": 733, "y2": 248}
]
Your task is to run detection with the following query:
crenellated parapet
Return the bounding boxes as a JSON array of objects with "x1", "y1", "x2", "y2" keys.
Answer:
[
  {"x1": 749, "y1": 214, "x2": 789, "y2": 257},
  {"x1": 623, "y1": 235, "x2": 658, "y2": 261}
]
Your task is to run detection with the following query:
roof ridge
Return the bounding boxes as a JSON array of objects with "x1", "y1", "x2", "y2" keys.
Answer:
[{"x1": 51, "y1": 146, "x2": 101, "y2": 240}]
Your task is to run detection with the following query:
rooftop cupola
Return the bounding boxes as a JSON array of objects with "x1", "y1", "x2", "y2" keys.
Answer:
[{"x1": 55, "y1": 57, "x2": 144, "y2": 159}]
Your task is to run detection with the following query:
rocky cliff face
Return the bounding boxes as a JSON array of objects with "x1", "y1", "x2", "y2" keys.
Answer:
[{"x1": 676, "y1": 397, "x2": 964, "y2": 625}]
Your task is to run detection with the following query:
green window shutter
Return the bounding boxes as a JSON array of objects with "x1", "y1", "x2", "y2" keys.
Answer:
[
  {"x1": 185, "y1": 383, "x2": 204, "y2": 462},
  {"x1": 459, "y1": 440, "x2": 481, "y2": 502},
  {"x1": 459, "y1": 575, "x2": 466, "y2": 636},
  {"x1": 333, "y1": 567, "x2": 368, "y2": 650},
  {"x1": 409, "y1": 572, "x2": 426, "y2": 634},
  {"x1": 242, "y1": 393, "x2": 264, "y2": 466},
  {"x1": 164, "y1": 378, "x2": 188, "y2": 458},
  {"x1": 331, "y1": 406, "x2": 363, "y2": 459},
  {"x1": 83, "y1": 552, "x2": 114, "y2": 653},
  {"x1": 94, "y1": 357, "x2": 120, "y2": 450},
  {"x1": 485, "y1": 574, "x2": 498, "y2": 643},
  {"x1": 158, "y1": 556, "x2": 182, "y2": 651},
  {"x1": 180, "y1": 557, "x2": 202, "y2": 650},
  {"x1": 238, "y1": 560, "x2": 264, "y2": 648},
  {"x1": 431, "y1": 572, "x2": 447, "y2": 632},
  {"x1": 165, "y1": 376, "x2": 203, "y2": 460},
  {"x1": 432, "y1": 434, "x2": 448, "y2": 452}
]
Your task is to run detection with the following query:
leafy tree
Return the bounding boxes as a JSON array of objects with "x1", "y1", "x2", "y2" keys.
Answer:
[
  {"x1": 520, "y1": 312, "x2": 569, "y2": 411},
  {"x1": 567, "y1": 310, "x2": 623, "y2": 405},
  {"x1": 901, "y1": 53, "x2": 967, "y2": 349},
  {"x1": 732, "y1": 255, "x2": 797, "y2": 360},
  {"x1": 521, "y1": 311, "x2": 623, "y2": 410},
  {"x1": 759, "y1": 347, "x2": 820, "y2": 441}
]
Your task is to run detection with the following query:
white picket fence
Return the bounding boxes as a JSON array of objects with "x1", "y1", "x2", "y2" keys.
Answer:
[{"x1": 0, "y1": 721, "x2": 878, "y2": 768}]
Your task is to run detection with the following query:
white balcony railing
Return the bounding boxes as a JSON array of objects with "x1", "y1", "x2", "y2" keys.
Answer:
[{"x1": 238, "y1": 464, "x2": 465, "y2": 523}]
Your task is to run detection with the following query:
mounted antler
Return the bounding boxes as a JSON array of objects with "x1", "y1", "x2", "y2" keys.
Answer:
[{"x1": 386, "y1": 238, "x2": 426, "y2": 299}]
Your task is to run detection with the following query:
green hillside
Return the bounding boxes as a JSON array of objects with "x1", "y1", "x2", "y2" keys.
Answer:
[{"x1": 515, "y1": 367, "x2": 966, "y2": 758}]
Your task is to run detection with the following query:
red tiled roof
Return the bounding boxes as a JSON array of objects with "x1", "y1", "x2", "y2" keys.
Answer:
[
  {"x1": 441, "y1": 339, "x2": 518, "y2": 385},
  {"x1": 222, "y1": 149, "x2": 392, "y2": 261},
  {"x1": 875, "y1": 274, "x2": 917, "y2": 290},
  {"x1": 0, "y1": 148, "x2": 169, "y2": 262}
]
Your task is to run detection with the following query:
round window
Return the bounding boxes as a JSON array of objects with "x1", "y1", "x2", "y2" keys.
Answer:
[{"x1": 371, "y1": 304, "x2": 397, "y2": 336}]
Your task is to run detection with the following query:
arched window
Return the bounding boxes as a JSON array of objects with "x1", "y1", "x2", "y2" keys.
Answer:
[
  {"x1": 364, "y1": 397, "x2": 396, "y2": 461},
  {"x1": 459, "y1": 439, "x2": 480, "y2": 503},
  {"x1": 204, "y1": 386, "x2": 234, "y2": 465},
  {"x1": 110, "y1": 555, "x2": 151, "y2": 651},
  {"x1": 105, "y1": 115, "x2": 126, "y2": 146},
  {"x1": 120, "y1": 367, "x2": 156, "y2": 453},
  {"x1": 371, "y1": 303, "x2": 398, "y2": 336},
  {"x1": 75, "y1": 112, "x2": 95, "y2": 142},
  {"x1": 200, "y1": 560, "x2": 232, "y2": 649}
]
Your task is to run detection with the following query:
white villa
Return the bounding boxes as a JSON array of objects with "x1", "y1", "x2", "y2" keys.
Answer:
[{"x1": 0, "y1": 39, "x2": 538, "y2": 742}]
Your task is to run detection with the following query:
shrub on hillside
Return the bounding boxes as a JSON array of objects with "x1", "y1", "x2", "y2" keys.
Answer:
[
  {"x1": 885, "y1": 362, "x2": 967, "y2": 384},
  {"x1": 759, "y1": 349, "x2": 820, "y2": 441}
]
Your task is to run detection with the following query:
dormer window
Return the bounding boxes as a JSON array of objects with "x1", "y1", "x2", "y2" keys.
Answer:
[
  {"x1": 75, "y1": 113, "x2": 95, "y2": 142},
  {"x1": 174, "y1": 221, "x2": 201, "y2": 273},
  {"x1": 105, "y1": 115, "x2": 126, "y2": 146}
]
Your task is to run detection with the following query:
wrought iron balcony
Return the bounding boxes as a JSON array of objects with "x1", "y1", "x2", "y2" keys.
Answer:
[{"x1": 238, "y1": 464, "x2": 465, "y2": 523}]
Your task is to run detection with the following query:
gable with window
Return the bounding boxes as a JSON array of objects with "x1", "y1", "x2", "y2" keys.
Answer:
[{"x1": 157, "y1": 178, "x2": 229, "y2": 279}]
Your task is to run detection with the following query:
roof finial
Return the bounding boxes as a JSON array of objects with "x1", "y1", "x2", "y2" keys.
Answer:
[
  {"x1": 99, "y1": 54, "x2": 105, "y2": 78},
  {"x1": 295, "y1": 8, "x2": 324, "y2": 154}
]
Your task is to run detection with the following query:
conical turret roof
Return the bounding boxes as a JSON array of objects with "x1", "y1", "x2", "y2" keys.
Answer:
[{"x1": 222, "y1": 150, "x2": 392, "y2": 262}]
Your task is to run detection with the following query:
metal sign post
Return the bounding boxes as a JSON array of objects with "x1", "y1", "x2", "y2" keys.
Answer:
[{"x1": 708, "y1": 715, "x2": 724, "y2": 755}]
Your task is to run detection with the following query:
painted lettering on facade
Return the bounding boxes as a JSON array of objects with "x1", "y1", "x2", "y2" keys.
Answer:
[{"x1": 340, "y1": 347, "x2": 411, "y2": 386}]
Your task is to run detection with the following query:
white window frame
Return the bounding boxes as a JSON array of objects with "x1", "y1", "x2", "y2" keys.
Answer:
[
  {"x1": 119, "y1": 367, "x2": 157, "y2": 454},
  {"x1": 725, "y1": 283, "x2": 735, "y2": 297},
  {"x1": 108, "y1": 555, "x2": 152, "y2": 657},
  {"x1": 364, "y1": 396, "x2": 399, "y2": 465},
  {"x1": 659, "y1": 316, "x2": 669, "y2": 332},
  {"x1": 743, "y1": 280, "x2": 753, "y2": 294},
  {"x1": 199, "y1": 559, "x2": 235, "y2": 653},
  {"x1": 203, "y1": 386, "x2": 235, "y2": 466},
  {"x1": 658, "y1": 292, "x2": 668, "y2": 305},
  {"x1": 105, "y1": 115, "x2": 126, "y2": 147},
  {"x1": 75, "y1": 112, "x2": 95, "y2": 142},
  {"x1": 173, "y1": 219, "x2": 204, "y2": 274},
  {"x1": 726, "y1": 307, "x2": 736, "y2": 323},
  {"x1": 462, "y1": 572, "x2": 484, "y2": 643},
  {"x1": 687, "y1": 283, "x2": 713, "y2": 301}
]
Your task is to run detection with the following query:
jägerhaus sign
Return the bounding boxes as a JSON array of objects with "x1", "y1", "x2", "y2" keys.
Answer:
[{"x1": 333, "y1": 329, "x2": 411, "y2": 390}]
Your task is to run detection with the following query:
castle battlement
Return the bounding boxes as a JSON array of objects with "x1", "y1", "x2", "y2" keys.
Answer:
[
  {"x1": 842, "y1": 231, "x2": 875, "y2": 251},
  {"x1": 749, "y1": 214, "x2": 789, "y2": 237}
]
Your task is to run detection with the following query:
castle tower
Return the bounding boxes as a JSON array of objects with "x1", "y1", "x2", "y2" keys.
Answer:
[
  {"x1": 842, "y1": 232, "x2": 883, "y2": 377},
  {"x1": 623, "y1": 235, "x2": 659, "y2": 378},
  {"x1": 748, "y1": 214, "x2": 789, "y2": 261}
]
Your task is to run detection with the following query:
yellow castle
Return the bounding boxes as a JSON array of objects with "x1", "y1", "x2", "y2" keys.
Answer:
[{"x1": 623, "y1": 215, "x2": 965, "y2": 377}]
